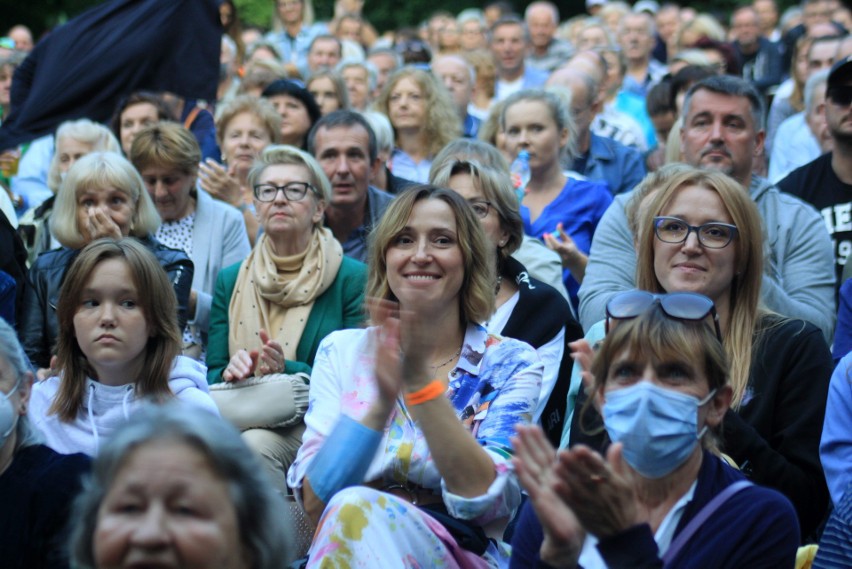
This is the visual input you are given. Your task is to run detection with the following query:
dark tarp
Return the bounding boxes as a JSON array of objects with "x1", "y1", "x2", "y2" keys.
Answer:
[{"x1": 0, "y1": 0, "x2": 221, "y2": 152}]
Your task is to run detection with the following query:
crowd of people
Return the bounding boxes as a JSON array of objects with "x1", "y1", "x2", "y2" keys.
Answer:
[{"x1": 1, "y1": 0, "x2": 851, "y2": 567}]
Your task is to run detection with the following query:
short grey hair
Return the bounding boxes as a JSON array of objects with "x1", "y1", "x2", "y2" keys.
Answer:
[
  {"x1": 682, "y1": 75, "x2": 766, "y2": 132},
  {"x1": 248, "y1": 144, "x2": 332, "y2": 205},
  {"x1": 804, "y1": 68, "x2": 830, "y2": 112},
  {"x1": 48, "y1": 119, "x2": 121, "y2": 193},
  {"x1": 0, "y1": 319, "x2": 42, "y2": 452},
  {"x1": 335, "y1": 58, "x2": 378, "y2": 92},
  {"x1": 70, "y1": 404, "x2": 294, "y2": 569},
  {"x1": 361, "y1": 110, "x2": 395, "y2": 155}
]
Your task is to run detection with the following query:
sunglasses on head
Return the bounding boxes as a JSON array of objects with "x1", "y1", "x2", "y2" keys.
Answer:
[
  {"x1": 828, "y1": 85, "x2": 852, "y2": 107},
  {"x1": 605, "y1": 290, "x2": 722, "y2": 342}
]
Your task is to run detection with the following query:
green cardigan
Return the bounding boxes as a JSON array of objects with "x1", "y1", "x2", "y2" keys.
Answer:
[{"x1": 207, "y1": 256, "x2": 367, "y2": 384}]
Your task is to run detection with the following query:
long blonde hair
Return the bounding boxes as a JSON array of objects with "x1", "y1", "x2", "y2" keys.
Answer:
[{"x1": 634, "y1": 165, "x2": 764, "y2": 407}]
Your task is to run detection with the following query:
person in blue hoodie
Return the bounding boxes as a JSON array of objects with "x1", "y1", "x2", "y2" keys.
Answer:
[{"x1": 28, "y1": 238, "x2": 217, "y2": 457}]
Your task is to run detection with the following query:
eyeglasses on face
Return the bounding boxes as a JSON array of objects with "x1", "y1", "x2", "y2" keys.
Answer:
[
  {"x1": 653, "y1": 216, "x2": 738, "y2": 249},
  {"x1": 253, "y1": 182, "x2": 316, "y2": 202},
  {"x1": 467, "y1": 199, "x2": 492, "y2": 219},
  {"x1": 605, "y1": 290, "x2": 722, "y2": 342}
]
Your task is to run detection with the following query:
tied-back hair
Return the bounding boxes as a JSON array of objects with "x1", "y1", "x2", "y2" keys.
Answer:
[
  {"x1": 0, "y1": 320, "x2": 43, "y2": 452},
  {"x1": 50, "y1": 238, "x2": 181, "y2": 422},
  {"x1": 588, "y1": 304, "x2": 729, "y2": 451},
  {"x1": 373, "y1": 67, "x2": 462, "y2": 157},
  {"x1": 500, "y1": 88, "x2": 577, "y2": 163},
  {"x1": 429, "y1": 139, "x2": 523, "y2": 269},
  {"x1": 367, "y1": 185, "x2": 495, "y2": 325},
  {"x1": 48, "y1": 120, "x2": 121, "y2": 193},
  {"x1": 51, "y1": 152, "x2": 161, "y2": 250},
  {"x1": 634, "y1": 165, "x2": 764, "y2": 407},
  {"x1": 109, "y1": 91, "x2": 176, "y2": 144},
  {"x1": 70, "y1": 403, "x2": 294, "y2": 569}
]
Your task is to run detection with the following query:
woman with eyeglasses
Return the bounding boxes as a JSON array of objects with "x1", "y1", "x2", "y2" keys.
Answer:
[
  {"x1": 509, "y1": 300, "x2": 800, "y2": 568},
  {"x1": 206, "y1": 145, "x2": 367, "y2": 492},
  {"x1": 559, "y1": 164, "x2": 833, "y2": 540}
]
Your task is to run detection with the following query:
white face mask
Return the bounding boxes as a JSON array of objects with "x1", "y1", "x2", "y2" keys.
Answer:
[{"x1": 0, "y1": 380, "x2": 21, "y2": 447}]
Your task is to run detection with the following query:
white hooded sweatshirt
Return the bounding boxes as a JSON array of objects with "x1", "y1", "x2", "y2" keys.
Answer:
[{"x1": 28, "y1": 356, "x2": 219, "y2": 456}]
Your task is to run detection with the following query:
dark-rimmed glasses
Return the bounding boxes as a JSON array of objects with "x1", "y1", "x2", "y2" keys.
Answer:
[
  {"x1": 605, "y1": 290, "x2": 722, "y2": 341},
  {"x1": 654, "y1": 216, "x2": 738, "y2": 249},
  {"x1": 468, "y1": 200, "x2": 493, "y2": 219},
  {"x1": 253, "y1": 182, "x2": 316, "y2": 202}
]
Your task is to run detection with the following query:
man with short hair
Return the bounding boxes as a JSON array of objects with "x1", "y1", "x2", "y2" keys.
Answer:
[
  {"x1": 337, "y1": 60, "x2": 374, "y2": 111},
  {"x1": 306, "y1": 34, "x2": 342, "y2": 74},
  {"x1": 769, "y1": 69, "x2": 832, "y2": 182},
  {"x1": 431, "y1": 54, "x2": 481, "y2": 138},
  {"x1": 653, "y1": 3, "x2": 680, "y2": 63},
  {"x1": 753, "y1": 0, "x2": 781, "y2": 41},
  {"x1": 578, "y1": 75, "x2": 836, "y2": 340},
  {"x1": 524, "y1": 2, "x2": 573, "y2": 72},
  {"x1": 779, "y1": 55, "x2": 852, "y2": 292},
  {"x1": 620, "y1": 12, "x2": 666, "y2": 97},
  {"x1": 489, "y1": 17, "x2": 548, "y2": 101},
  {"x1": 730, "y1": 6, "x2": 783, "y2": 95},
  {"x1": 547, "y1": 67, "x2": 646, "y2": 195},
  {"x1": 366, "y1": 47, "x2": 401, "y2": 98},
  {"x1": 7, "y1": 25, "x2": 33, "y2": 53},
  {"x1": 307, "y1": 111, "x2": 393, "y2": 263}
]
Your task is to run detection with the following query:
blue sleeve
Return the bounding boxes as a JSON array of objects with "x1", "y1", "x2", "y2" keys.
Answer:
[
  {"x1": 821, "y1": 354, "x2": 852, "y2": 506},
  {"x1": 814, "y1": 482, "x2": 852, "y2": 569},
  {"x1": 834, "y1": 279, "x2": 852, "y2": 362},
  {"x1": 510, "y1": 500, "x2": 545, "y2": 569}
]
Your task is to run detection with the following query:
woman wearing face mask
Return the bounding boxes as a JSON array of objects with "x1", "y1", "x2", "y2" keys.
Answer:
[
  {"x1": 509, "y1": 300, "x2": 801, "y2": 568},
  {"x1": 563, "y1": 165, "x2": 833, "y2": 540},
  {"x1": 0, "y1": 319, "x2": 91, "y2": 569}
]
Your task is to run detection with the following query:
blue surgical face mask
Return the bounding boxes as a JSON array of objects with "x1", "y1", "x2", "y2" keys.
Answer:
[
  {"x1": 602, "y1": 381, "x2": 716, "y2": 479},
  {"x1": 0, "y1": 380, "x2": 21, "y2": 448}
]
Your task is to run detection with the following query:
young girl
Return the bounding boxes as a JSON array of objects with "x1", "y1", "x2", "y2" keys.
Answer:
[{"x1": 28, "y1": 238, "x2": 218, "y2": 456}]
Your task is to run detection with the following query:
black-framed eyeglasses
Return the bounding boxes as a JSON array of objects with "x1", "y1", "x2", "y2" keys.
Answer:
[
  {"x1": 253, "y1": 182, "x2": 316, "y2": 202},
  {"x1": 654, "y1": 216, "x2": 738, "y2": 249},
  {"x1": 468, "y1": 200, "x2": 492, "y2": 219},
  {"x1": 827, "y1": 85, "x2": 852, "y2": 107},
  {"x1": 605, "y1": 290, "x2": 722, "y2": 342}
]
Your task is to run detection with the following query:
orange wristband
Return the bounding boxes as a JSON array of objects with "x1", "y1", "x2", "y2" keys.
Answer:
[{"x1": 404, "y1": 380, "x2": 446, "y2": 406}]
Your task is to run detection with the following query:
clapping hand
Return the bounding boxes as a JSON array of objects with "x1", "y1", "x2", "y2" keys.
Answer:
[{"x1": 223, "y1": 329, "x2": 285, "y2": 381}]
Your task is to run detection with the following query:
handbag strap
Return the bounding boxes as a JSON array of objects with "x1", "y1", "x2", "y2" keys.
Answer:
[{"x1": 662, "y1": 479, "x2": 752, "y2": 565}]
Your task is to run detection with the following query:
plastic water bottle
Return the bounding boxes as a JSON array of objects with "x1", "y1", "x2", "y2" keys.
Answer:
[{"x1": 510, "y1": 150, "x2": 531, "y2": 204}]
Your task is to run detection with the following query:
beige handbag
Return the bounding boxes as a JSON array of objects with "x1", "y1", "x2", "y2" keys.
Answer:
[{"x1": 209, "y1": 373, "x2": 310, "y2": 430}]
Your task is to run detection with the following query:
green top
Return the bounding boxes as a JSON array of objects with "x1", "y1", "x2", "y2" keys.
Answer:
[{"x1": 206, "y1": 256, "x2": 367, "y2": 384}]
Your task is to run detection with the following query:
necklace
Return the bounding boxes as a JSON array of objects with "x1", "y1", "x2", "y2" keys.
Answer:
[
  {"x1": 495, "y1": 274, "x2": 503, "y2": 296},
  {"x1": 429, "y1": 347, "x2": 462, "y2": 373}
]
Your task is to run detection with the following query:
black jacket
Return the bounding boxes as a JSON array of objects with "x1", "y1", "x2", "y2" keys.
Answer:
[{"x1": 20, "y1": 236, "x2": 193, "y2": 369}]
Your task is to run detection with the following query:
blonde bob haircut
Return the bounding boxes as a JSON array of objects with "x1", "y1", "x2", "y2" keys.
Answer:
[
  {"x1": 51, "y1": 152, "x2": 161, "y2": 250},
  {"x1": 429, "y1": 139, "x2": 523, "y2": 267},
  {"x1": 373, "y1": 67, "x2": 462, "y2": 157},
  {"x1": 50, "y1": 238, "x2": 181, "y2": 422},
  {"x1": 48, "y1": 119, "x2": 121, "y2": 193},
  {"x1": 634, "y1": 164, "x2": 764, "y2": 407},
  {"x1": 367, "y1": 185, "x2": 495, "y2": 325},
  {"x1": 588, "y1": 303, "x2": 729, "y2": 452},
  {"x1": 214, "y1": 94, "x2": 283, "y2": 149},
  {"x1": 247, "y1": 145, "x2": 331, "y2": 224},
  {"x1": 129, "y1": 122, "x2": 202, "y2": 176}
]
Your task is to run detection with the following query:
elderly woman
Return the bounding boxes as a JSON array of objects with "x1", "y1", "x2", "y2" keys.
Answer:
[
  {"x1": 288, "y1": 186, "x2": 543, "y2": 566},
  {"x1": 18, "y1": 119, "x2": 120, "y2": 264},
  {"x1": 510, "y1": 299, "x2": 801, "y2": 568},
  {"x1": 200, "y1": 94, "x2": 281, "y2": 244},
  {"x1": 0, "y1": 319, "x2": 90, "y2": 569},
  {"x1": 207, "y1": 145, "x2": 366, "y2": 491},
  {"x1": 129, "y1": 122, "x2": 251, "y2": 359},
  {"x1": 430, "y1": 140, "x2": 579, "y2": 432},
  {"x1": 20, "y1": 152, "x2": 193, "y2": 375},
  {"x1": 70, "y1": 403, "x2": 293, "y2": 569},
  {"x1": 374, "y1": 67, "x2": 461, "y2": 183},
  {"x1": 261, "y1": 79, "x2": 322, "y2": 149}
]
